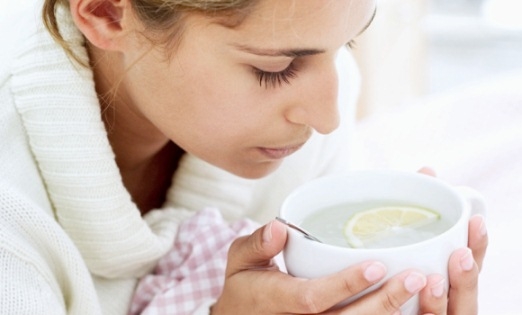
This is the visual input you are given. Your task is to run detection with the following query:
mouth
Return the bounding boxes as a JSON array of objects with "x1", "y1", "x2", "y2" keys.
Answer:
[{"x1": 258, "y1": 143, "x2": 305, "y2": 160}]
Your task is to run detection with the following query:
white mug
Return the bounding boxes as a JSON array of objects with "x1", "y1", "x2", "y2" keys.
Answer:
[{"x1": 279, "y1": 170, "x2": 485, "y2": 314}]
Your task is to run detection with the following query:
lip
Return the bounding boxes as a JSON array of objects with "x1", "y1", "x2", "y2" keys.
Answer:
[{"x1": 258, "y1": 143, "x2": 305, "y2": 160}]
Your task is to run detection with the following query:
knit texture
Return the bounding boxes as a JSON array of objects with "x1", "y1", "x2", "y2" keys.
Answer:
[
  {"x1": 10, "y1": 6, "x2": 184, "y2": 279},
  {"x1": 1, "y1": 4, "x2": 193, "y2": 314}
]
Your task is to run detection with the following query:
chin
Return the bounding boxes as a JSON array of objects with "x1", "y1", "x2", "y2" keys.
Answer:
[{"x1": 228, "y1": 161, "x2": 283, "y2": 180}]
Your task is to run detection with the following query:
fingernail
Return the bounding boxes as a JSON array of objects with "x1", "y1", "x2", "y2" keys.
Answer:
[
  {"x1": 262, "y1": 221, "x2": 273, "y2": 243},
  {"x1": 460, "y1": 248, "x2": 474, "y2": 271},
  {"x1": 404, "y1": 272, "x2": 427, "y2": 294},
  {"x1": 431, "y1": 279, "x2": 446, "y2": 298},
  {"x1": 364, "y1": 262, "x2": 387, "y2": 283},
  {"x1": 392, "y1": 310, "x2": 401, "y2": 315},
  {"x1": 478, "y1": 215, "x2": 487, "y2": 236}
]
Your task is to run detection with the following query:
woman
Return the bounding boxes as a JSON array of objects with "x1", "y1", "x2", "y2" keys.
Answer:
[{"x1": 0, "y1": 0, "x2": 487, "y2": 314}]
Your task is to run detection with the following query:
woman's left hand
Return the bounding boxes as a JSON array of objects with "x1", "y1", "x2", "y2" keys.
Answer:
[
  {"x1": 417, "y1": 167, "x2": 488, "y2": 315},
  {"x1": 448, "y1": 214, "x2": 488, "y2": 315}
]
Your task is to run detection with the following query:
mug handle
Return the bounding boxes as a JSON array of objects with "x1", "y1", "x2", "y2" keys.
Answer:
[{"x1": 455, "y1": 186, "x2": 487, "y2": 216}]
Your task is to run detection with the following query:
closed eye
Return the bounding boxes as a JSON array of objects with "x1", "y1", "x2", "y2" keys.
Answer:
[{"x1": 253, "y1": 63, "x2": 298, "y2": 89}]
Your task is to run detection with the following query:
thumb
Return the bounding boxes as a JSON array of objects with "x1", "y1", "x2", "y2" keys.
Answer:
[{"x1": 226, "y1": 219, "x2": 287, "y2": 273}]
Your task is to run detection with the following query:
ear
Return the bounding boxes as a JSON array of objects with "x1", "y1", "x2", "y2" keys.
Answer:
[{"x1": 70, "y1": 0, "x2": 130, "y2": 51}]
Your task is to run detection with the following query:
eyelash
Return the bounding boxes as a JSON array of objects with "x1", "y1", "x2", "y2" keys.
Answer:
[
  {"x1": 254, "y1": 63, "x2": 298, "y2": 89},
  {"x1": 252, "y1": 39, "x2": 355, "y2": 88}
]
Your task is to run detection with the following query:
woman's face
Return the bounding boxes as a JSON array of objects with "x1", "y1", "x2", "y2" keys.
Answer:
[{"x1": 119, "y1": 0, "x2": 376, "y2": 178}]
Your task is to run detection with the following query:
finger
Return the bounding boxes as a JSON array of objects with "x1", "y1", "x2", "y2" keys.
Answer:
[
  {"x1": 226, "y1": 219, "x2": 287, "y2": 275},
  {"x1": 417, "y1": 166, "x2": 437, "y2": 177},
  {"x1": 344, "y1": 270, "x2": 427, "y2": 315},
  {"x1": 418, "y1": 274, "x2": 447, "y2": 315},
  {"x1": 467, "y1": 214, "x2": 488, "y2": 271},
  {"x1": 447, "y1": 248, "x2": 479, "y2": 315},
  {"x1": 269, "y1": 261, "x2": 388, "y2": 314}
]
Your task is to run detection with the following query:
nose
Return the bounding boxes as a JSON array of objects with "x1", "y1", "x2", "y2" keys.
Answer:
[{"x1": 284, "y1": 64, "x2": 340, "y2": 135}]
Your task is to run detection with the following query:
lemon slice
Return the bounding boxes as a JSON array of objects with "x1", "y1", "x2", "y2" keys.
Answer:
[{"x1": 344, "y1": 206, "x2": 440, "y2": 248}]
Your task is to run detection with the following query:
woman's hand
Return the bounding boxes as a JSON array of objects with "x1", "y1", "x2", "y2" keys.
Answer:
[
  {"x1": 417, "y1": 215, "x2": 488, "y2": 315},
  {"x1": 212, "y1": 220, "x2": 429, "y2": 314},
  {"x1": 417, "y1": 167, "x2": 489, "y2": 315},
  {"x1": 450, "y1": 214, "x2": 488, "y2": 315},
  {"x1": 214, "y1": 167, "x2": 488, "y2": 314}
]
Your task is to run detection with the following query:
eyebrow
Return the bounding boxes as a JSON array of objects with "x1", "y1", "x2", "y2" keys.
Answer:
[
  {"x1": 232, "y1": 45, "x2": 325, "y2": 58},
  {"x1": 232, "y1": 6, "x2": 378, "y2": 58}
]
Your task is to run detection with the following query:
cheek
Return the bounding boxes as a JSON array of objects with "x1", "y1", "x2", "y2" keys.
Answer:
[
  {"x1": 180, "y1": 63, "x2": 265, "y2": 129},
  {"x1": 163, "y1": 75, "x2": 257, "y2": 148},
  {"x1": 139, "y1": 48, "x2": 272, "y2": 146}
]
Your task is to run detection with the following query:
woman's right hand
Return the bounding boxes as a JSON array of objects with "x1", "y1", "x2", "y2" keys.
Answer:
[{"x1": 211, "y1": 220, "x2": 437, "y2": 315}]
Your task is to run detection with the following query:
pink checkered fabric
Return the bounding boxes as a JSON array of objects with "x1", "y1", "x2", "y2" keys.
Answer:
[{"x1": 129, "y1": 208, "x2": 259, "y2": 315}]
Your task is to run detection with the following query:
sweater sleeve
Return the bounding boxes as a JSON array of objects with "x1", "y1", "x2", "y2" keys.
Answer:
[
  {"x1": 0, "y1": 182, "x2": 103, "y2": 315},
  {"x1": 0, "y1": 248, "x2": 66, "y2": 315}
]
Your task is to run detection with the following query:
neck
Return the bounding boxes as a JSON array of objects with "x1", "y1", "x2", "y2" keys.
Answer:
[
  {"x1": 89, "y1": 44, "x2": 183, "y2": 213},
  {"x1": 89, "y1": 44, "x2": 169, "y2": 166},
  {"x1": 102, "y1": 101, "x2": 171, "y2": 171}
]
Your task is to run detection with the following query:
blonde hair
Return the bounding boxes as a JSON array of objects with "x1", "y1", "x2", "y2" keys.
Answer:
[{"x1": 42, "y1": 0, "x2": 257, "y2": 65}]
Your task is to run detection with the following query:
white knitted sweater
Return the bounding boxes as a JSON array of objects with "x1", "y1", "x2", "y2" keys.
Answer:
[{"x1": 0, "y1": 3, "x2": 360, "y2": 315}]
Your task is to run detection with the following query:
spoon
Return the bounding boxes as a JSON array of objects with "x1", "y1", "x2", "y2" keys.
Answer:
[{"x1": 276, "y1": 217, "x2": 322, "y2": 243}]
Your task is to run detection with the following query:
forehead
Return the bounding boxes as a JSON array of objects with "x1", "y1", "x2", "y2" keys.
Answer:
[{"x1": 230, "y1": 0, "x2": 376, "y2": 49}]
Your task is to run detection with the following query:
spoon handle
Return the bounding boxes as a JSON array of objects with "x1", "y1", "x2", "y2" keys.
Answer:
[{"x1": 276, "y1": 217, "x2": 322, "y2": 243}]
